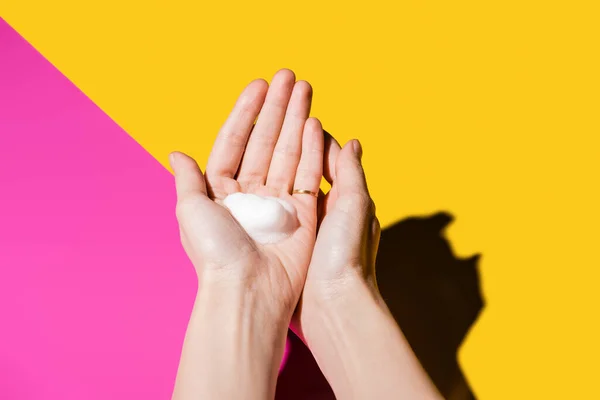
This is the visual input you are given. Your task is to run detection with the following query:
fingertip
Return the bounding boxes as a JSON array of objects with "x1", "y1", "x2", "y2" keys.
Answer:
[
  {"x1": 234, "y1": 80, "x2": 269, "y2": 116},
  {"x1": 335, "y1": 140, "x2": 357, "y2": 173},
  {"x1": 305, "y1": 116, "x2": 322, "y2": 131},
  {"x1": 352, "y1": 139, "x2": 363, "y2": 160},
  {"x1": 304, "y1": 118, "x2": 325, "y2": 157},
  {"x1": 171, "y1": 151, "x2": 204, "y2": 174},
  {"x1": 168, "y1": 152, "x2": 177, "y2": 171},
  {"x1": 334, "y1": 140, "x2": 369, "y2": 197},
  {"x1": 290, "y1": 80, "x2": 313, "y2": 114},
  {"x1": 294, "y1": 80, "x2": 313, "y2": 97},
  {"x1": 241, "y1": 78, "x2": 268, "y2": 101},
  {"x1": 244, "y1": 79, "x2": 269, "y2": 100},
  {"x1": 249, "y1": 78, "x2": 269, "y2": 90},
  {"x1": 171, "y1": 152, "x2": 207, "y2": 199},
  {"x1": 169, "y1": 151, "x2": 189, "y2": 173},
  {"x1": 273, "y1": 68, "x2": 296, "y2": 83}
]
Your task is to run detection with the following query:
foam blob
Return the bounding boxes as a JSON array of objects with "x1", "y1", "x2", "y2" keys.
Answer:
[{"x1": 223, "y1": 192, "x2": 298, "y2": 244}]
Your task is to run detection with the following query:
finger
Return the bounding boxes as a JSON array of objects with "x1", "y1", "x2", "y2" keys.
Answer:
[
  {"x1": 169, "y1": 151, "x2": 208, "y2": 201},
  {"x1": 334, "y1": 139, "x2": 368, "y2": 197},
  {"x1": 237, "y1": 69, "x2": 296, "y2": 187},
  {"x1": 293, "y1": 118, "x2": 325, "y2": 205},
  {"x1": 333, "y1": 139, "x2": 374, "y2": 216},
  {"x1": 205, "y1": 79, "x2": 268, "y2": 179},
  {"x1": 310, "y1": 140, "x2": 372, "y2": 278},
  {"x1": 323, "y1": 129, "x2": 342, "y2": 184},
  {"x1": 266, "y1": 80, "x2": 313, "y2": 192}
]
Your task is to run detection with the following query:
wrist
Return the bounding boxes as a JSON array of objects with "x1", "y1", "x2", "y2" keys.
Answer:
[
  {"x1": 300, "y1": 270, "x2": 442, "y2": 400},
  {"x1": 172, "y1": 275, "x2": 289, "y2": 400},
  {"x1": 301, "y1": 271, "x2": 389, "y2": 342},
  {"x1": 194, "y1": 276, "x2": 290, "y2": 344},
  {"x1": 196, "y1": 267, "x2": 290, "y2": 325},
  {"x1": 304, "y1": 266, "x2": 384, "y2": 316}
]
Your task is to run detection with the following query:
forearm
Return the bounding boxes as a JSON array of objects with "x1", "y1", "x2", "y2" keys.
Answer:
[
  {"x1": 302, "y1": 275, "x2": 443, "y2": 400},
  {"x1": 172, "y1": 280, "x2": 288, "y2": 400}
]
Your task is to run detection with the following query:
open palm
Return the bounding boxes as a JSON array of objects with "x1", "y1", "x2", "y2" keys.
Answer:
[{"x1": 171, "y1": 69, "x2": 323, "y2": 315}]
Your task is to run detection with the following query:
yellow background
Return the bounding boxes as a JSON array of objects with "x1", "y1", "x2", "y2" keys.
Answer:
[{"x1": 2, "y1": 1, "x2": 599, "y2": 398}]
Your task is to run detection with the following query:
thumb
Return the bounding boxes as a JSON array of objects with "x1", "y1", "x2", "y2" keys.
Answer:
[
  {"x1": 334, "y1": 139, "x2": 373, "y2": 215},
  {"x1": 307, "y1": 140, "x2": 374, "y2": 281},
  {"x1": 169, "y1": 151, "x2": 208, "y2": 201},
  {"x1": 310, "y1": 139, "x2": 374, "y2": 279}
]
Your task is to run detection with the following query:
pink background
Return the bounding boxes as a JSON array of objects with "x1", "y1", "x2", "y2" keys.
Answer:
[{"x1": 0, "y1": 19, "x2": 289, "y2": 399}]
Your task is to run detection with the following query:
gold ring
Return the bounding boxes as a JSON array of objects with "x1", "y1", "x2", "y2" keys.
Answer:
[{"x1": 292, "y1": 189, "x2": 318, "y2": 197}]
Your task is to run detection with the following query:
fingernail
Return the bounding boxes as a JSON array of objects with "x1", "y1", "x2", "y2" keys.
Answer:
[{"x1": 353, "y1": 140, "x2": 363, "y2": 160}]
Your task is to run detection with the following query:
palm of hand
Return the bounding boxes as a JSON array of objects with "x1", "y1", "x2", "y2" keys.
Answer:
[{"x1": 173, "y1": 70, "x2": 323, "y2": 314}]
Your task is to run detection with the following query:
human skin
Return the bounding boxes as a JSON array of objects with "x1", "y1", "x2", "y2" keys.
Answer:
[
  {"x1": 294, "y1": 135, "x2": 444, "y2": 400},
  {"x1": 170, "y1": 69, "x2": 323, "y2": 400},
  {"x1": 170, "y1": 69, "x2": 442, "y2": 400}
]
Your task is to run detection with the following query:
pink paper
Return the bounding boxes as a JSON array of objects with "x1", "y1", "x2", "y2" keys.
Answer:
[{"x1": 0, "y1": 18, "x2": 288, "y2": 399}]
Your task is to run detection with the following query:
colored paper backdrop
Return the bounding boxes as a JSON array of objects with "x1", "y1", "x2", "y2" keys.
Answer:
[{"x1": 2, "y1": 1, "x2": 600, "y2": 398}]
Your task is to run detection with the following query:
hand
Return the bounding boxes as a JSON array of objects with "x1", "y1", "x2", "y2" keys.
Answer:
[
  {"x1": 292, "y1": 135, "x2": 380, "y2": 331},
  {"x1": 170, "y1": 68, "x2": 324, "y2": 321},
  {"x1": 294, "y1": 136, "x2": 442, "y2": 400},
  {"x1": 171, "y1": 69, "x2": 325, "y2": 400}
]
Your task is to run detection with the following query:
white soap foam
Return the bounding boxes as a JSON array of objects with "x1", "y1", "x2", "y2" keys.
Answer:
[{"x1": 222, "y1": 192, "x2": 298, "y2": 244}]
